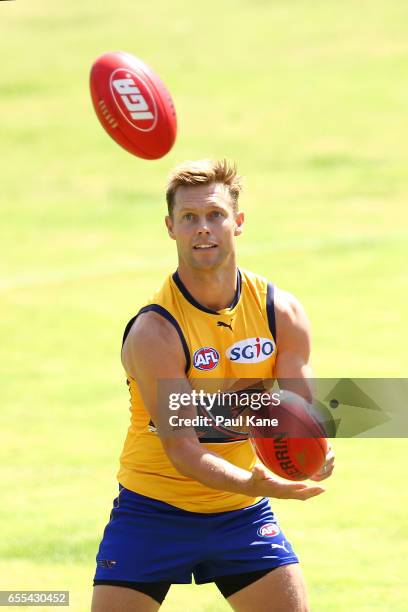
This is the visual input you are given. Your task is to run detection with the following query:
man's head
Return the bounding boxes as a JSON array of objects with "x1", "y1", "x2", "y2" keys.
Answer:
[
  {"x1": 165, "y1": 159, "x2": 245, "y2": 272},
  {"x1": 166, "y1": 159, "x2": 242, "y2": 217}
]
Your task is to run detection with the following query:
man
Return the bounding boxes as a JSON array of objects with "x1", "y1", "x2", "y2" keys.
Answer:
[{"x1": 92, "y1": 159, "x2": 335, "y2": 612}]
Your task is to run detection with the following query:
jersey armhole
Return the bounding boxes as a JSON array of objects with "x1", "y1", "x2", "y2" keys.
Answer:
[
  {"x1": 266, "y1": 282, "x2": 277, "y2": 343},
  {"x1": 122, "y1": 304, "x2": 191, "y2": 373}
]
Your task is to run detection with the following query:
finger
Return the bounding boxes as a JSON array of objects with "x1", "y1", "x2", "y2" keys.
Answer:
[
  {"x1": 253, "y1": 464, "x2": 302, "y2": 484},
  {"x1": 274, "y1": 481, "x2": 324, "y2": 497},
  {"x1": 315, "y1": 459, "x2": 335, "y2": 476},
  {"x1": 277, "y1": 482, "x2": 310, "y2": 491},
  {"x1": 253, "y1": 464, "x2": 268, "y2": 474},
  {"x1": 322, "y1": 459, "x2": 335, "y2": 472},
  {"x1": 323, "y1": 460, "x2": 335, "y2": 472},
  {"x1": 276, "y1": 484, "x2": 325, "y2": 500},
  {"x1": 310, "y1": 454, "x2": 335, "y2": 480},
  {"x1": 263, "y1": 476, "x2": 312, "y2": 491},
  {"x1": 310, "y1": 465, "x2": 334, "y2": 480},
  {"x1": 252, "y1": 465, "x2": 272, "y2": 480},
  {"x1": 293, "y1": 487, "x2": 326, "y2": 500},
  {"x1": 310, "y1": 466, "x2": 335, "y2": 481}
]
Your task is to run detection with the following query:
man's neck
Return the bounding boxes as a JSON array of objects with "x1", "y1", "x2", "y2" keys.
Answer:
[{"x1": 177, "y1": 261, "x2": 238, "y2": 312}]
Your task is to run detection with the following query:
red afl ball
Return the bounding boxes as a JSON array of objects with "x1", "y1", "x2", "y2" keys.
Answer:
[
  {"x1": 249, "y1": 390, "x2": 329, "y2": 481},
  {"x1": 90, "y1": 51, "x2": 177, "y2": 159}
]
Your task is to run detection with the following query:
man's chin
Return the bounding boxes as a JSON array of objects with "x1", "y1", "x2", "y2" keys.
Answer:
[
  {"x1": 191, "y1": 261, "x2": 219, "y2": 271},
  {"x1": 189, "y1": 254, "x2": 222, "y2": 271}
]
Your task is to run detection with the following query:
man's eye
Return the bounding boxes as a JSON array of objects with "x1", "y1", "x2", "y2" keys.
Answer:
[
  {"x1": 183, "y1": 213, "x2": 194, "y2": 221},
  {"x1": 211, "y1": 211, "x2": 222, "y2": 218}
]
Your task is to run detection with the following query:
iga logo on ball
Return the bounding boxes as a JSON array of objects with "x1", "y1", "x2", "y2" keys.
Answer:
[
  {"x1": 110, "y1": 70, "x2": 157, "y2": 132},
  {"x1": 193, "y1": 347, "x2": 220, "y2": 371},
  {"x1": 90, "y1": 51, "x2": 177, "y2": 159}
]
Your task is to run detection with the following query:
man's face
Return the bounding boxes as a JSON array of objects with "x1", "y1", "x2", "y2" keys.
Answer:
[{"x1": 165, "y1": 182, "x2": 244, "y2": 271}]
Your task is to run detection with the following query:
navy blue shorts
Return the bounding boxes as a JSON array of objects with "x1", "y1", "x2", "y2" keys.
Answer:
[{"x1": 94, "y1": 486, "x2": 299, "y2": 585}]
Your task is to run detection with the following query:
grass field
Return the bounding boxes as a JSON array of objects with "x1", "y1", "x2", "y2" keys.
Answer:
[{"x1": 1, "y1": 1, "x2": 408, "y2": 610}]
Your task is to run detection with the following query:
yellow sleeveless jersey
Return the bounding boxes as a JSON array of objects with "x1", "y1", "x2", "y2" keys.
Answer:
[{"x1": 118, "y1": 268, "x2": 277, "y2": 513}]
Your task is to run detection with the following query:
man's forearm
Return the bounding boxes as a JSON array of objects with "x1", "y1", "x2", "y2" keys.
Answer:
[
  {"x1": 161, "y1": 435, "x2": 326, "y2": 503},
  {"x1": 167, "y1": 441, "x2": 254, "y2": 496}
]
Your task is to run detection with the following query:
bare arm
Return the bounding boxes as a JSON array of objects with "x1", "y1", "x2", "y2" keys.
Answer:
[
  {"x1": 274, "y1": 289, "x2": 335, "y2": 480},
  {"x1": 122, "y1": 311, "x2": 325, "y2": 500},
  {"x1": 274, "y1": 288, "x2": 314, "y2": 401}
]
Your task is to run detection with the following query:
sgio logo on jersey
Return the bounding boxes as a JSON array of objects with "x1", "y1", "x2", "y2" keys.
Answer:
[
  {"x1": 193, "y1": 347, "x2": 220, "y2": 371},
  {"x1": 226, "y1": 337, "x2": 275, "y2": 364},
  {"x1": 110, "y1": 68, "x2": 157, "y2": 132}
]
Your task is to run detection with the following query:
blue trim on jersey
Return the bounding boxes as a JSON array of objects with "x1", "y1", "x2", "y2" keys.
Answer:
[
  {"x1": 172, "y1": 269, "x2": 242, "y2": 314},
  {"x1": 122, "y1": 314, "x2": 138, "y2": 347},
  {"x1": 266, "y1": 282, "x2": 276, "y2": 342},
  {"x1": 94, "y1": 487, "x2": 299, "y2": 585},
  {"x1": 122, "y1": 304, "x2": 191, "y2": 373}
]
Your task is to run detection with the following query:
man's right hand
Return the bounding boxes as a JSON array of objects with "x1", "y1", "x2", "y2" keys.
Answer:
[{"x1": 248, "y1": 464, "x2": 325, "y2": 501}]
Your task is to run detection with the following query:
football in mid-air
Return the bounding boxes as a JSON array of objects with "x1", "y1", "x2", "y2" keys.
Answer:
[
  {"x1": 249, "y1": 390, "x2": 329, "y2": 481},
  {"x1": 90, "y1": 51, "x2": 177, "y2": 159}
]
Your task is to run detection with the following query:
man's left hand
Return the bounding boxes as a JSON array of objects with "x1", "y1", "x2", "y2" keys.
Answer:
[{"x1": 310, "y1": 444, "x2": 335, "y2": 481}]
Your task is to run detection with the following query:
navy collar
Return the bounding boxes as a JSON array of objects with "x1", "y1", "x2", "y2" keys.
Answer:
[{"x1": 172, "y1": 269, "x2": 242, "y2": 315}]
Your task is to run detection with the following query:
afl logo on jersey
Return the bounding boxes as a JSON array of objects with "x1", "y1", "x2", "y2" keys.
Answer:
[
  {"x1": 226, "y1": 337, "x2": 275, "y2": 364},
  {"x1": 193, "y1": 347, "x2": 220, "y2": 371},
  {"x1": 257, "y1": 523, "x2": 280, "y2": 538}
]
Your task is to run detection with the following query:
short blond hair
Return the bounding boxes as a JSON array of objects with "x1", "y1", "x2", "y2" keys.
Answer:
[{"x1": 166, "y1": 158, "x2": 243, "y2": 215}]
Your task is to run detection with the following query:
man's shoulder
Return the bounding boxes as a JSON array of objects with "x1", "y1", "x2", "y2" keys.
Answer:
[
  {"x1": 125, "y1": 308, "x2": 180, "y2": 347},
  {"x1": 273, "y1": 288, "x2": 311, "y2": 351},
  {"x1": 274, "y1": 288, "x2": 306, "y2": 321},
  {"x1": 121, "y1": 308, "x2": 185, "y2": 377}
]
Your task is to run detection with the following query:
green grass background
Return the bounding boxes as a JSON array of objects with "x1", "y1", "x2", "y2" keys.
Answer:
[{"x1": 1, "y1": 0, "x2": 407, "y2": 610}]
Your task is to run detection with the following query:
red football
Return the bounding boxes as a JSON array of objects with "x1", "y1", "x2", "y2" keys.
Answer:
[
  {"x1": 249, "y1": 390, "x2": 329, "y2": 481},
  {"x1": 90, "y1": 51, "x2": 177, "y2": 159}
]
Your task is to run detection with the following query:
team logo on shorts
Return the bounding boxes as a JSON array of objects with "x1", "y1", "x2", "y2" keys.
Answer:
[
  {"x1": 97, "y1": 559, "x2": 117, "y2": 568},
  {"x1": 257, "y1": 523, "x2": 280, "y2": 538},
  {"x1": 193, "y1": 347, "x2": 220, "y2": 371}
]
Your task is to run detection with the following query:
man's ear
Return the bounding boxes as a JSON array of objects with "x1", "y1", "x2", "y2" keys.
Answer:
[
  {"x1": 165, "y1": 215, "x2": 176, "y2": 240},
  {"x1": 234, "y1": 211, "x2": 245, "y2": 237}
]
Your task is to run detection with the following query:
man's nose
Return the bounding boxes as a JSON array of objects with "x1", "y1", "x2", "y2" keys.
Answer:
[{"x1": 197, "y1": 219, "x2": 210, "y2": 234}]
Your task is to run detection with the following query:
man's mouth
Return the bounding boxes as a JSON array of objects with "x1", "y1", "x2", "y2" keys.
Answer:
[{"x1": 193, "y1": 243, "x2": 218, "y2": 250}]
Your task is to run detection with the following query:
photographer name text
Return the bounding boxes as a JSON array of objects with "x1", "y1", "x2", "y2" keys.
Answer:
[{"x1": 169, "y1": 414, "x2": 279, "y2": 428}]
